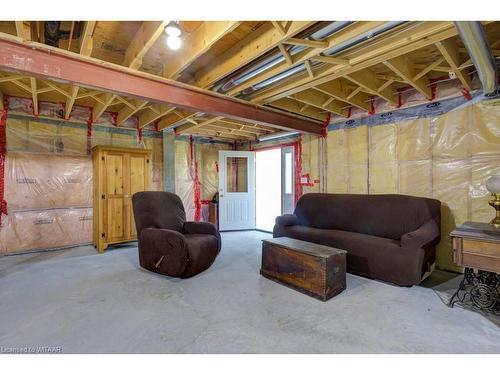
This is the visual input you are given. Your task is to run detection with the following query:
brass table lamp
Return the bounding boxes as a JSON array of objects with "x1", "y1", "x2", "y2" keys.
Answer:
[{"x1": 486, "y1": 175, "x2": 500, "y2": 228}]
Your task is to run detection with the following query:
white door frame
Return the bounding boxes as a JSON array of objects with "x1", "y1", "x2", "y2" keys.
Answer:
[{"x1": 218, "y1": 151, "x2": 255, "y2": 231}]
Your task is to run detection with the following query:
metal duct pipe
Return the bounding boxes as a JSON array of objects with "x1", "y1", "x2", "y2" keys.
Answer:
[
  {"x1": 215, "y1": 21, "x2": 353, "y2": 93},
  {"x1": 322, "y1": 21, "x2": 405, "y2": 55},
  {"x1": 258, "y1": 130, "x2": 298, "y2": 142},
  {"x1": 239, "y1": 21, "x2": 407, "y2": 96},
  {"x1": 455, "y1": 21, "x2": 498, "y2": 94}
]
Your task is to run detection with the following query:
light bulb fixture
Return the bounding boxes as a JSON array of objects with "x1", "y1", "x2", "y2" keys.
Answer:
[
  {"x1": 167, "y1": 35, "x2": 182, "y2": 50},
  {"x1": 165, "y1": 21, "x2": 182, "y2": 37}
]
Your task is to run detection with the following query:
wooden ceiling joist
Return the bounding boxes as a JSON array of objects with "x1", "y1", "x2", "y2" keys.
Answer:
[
  {"x1": 167, "y1": 21, "x2": 317, "y2": 135},
  {"x1": 192, "y1": 21, "x2": 317, "y2": 89},
  {"x1": 29, "y1": 78, "x2": 38, "y2": 115},
  {"x1": 384, "y1": 55, "x2": 432, "y2": 99},
  {"x1": 193, "y1": 129, "x2": 247, "y2": 142},
  {"x1": 64, "y1": 85, "x2": 79, "y2": 120},
  {"x1": 310, "y1": 55, "x2": 350, "y2": 66},
  {"x1": 291, "y1": 89, "x2": 348, "y2": 117},
  {"x1": 164, "y1": 21, "x2": 240, "y2": 79},
  {"x1": 435, "y1": 38, "x2": 472, "y2": 91},
  {"x1": 116, "y1": 99, "x2": 148, "y2": 125},
  {"x1": 251, "y1": 21, "x2": 458, "y2": 104},
  {"x1": 284, "y1": 37, "x2": 329, "y2": 49},
  {"x1": 0, "y1": 34, "x2": 322, "y2": 135},
  {"x1": 157, "y1": 108, "x2": 197, "y2": 130},
  {"x1": 138, "y1": 104, "x2": 175, "y2": 128},
  {"x1": 0, "y1": 74, "x2": 24, "y2": 83},
  {"x1": 217, "y1": 121, "x2": 270, "y2": 135},
  {"x1": 278, "y1": 44, "x2": 293, "y2": 65},
  {"x1": 225, "y1": 21, "x2": 385, "y2": 97},
  {"x1": 271, "y1": 21, "x2": 287, "y2": 36},
  {"x1": 15, "y1": 21, "x2": 31, "y2": 40},
  {"x1": 413, "y1": 58, "x2": 445, "y2": 81},
  {"x1": 10, "y1": 78, "x2": 32, "y2": 93},
  {"x1": 203, "y1": 124, "x2": 256, "y2": 139},
  {"x1": 80, "y1": 21, "x2": 96, "y2": 56},
  {"x1": 304, "y1": 60, "x2": 315, "y2": 79},
  {"x1": 175, "y1": 116, "x2": 224, "y2": 134},
  {"x1": 345, "y1": 69, "x2": 397, "y2": 105},
  {"x1": 269, "y1": 98, "x2": 329, "y2": 121},
  {"x1": 314, "y1": 80, "x2": 372, "y2": 112},
  {"x1": 92, "y1": 93, "x2": 115, "y2": 122},
  {"x1": 123, "y1": 21, "x2": 168, "y2": 70}
]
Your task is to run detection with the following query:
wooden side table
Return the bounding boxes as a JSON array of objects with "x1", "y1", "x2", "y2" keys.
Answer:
[{"x1": 449, "y1": 221, "x2": 500, "y2": 313}]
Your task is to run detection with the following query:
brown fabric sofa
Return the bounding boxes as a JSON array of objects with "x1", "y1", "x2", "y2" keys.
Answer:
[
  {"x1": 273, "y1": 193, "x2": 441, "y2": 286},
  {"x1": 132, "y1": 191, "x2": 221, "y2": 278}
]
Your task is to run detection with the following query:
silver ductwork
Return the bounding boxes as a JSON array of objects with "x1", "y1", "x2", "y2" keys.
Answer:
[
  {"x1": 455, "y1": 21, "x2": 498, "y2": 94},
  {"x1": 215, "y1": 21, "x2": 353, "y2": 93},
  {"x1": 258, "y1": 131, "x2": 298, "y2": 142},
  {"x1": 173, "y1": 21, "x2": 410, "y2": 130},
  {"x1": 228, "y1": 21, "x2": 407, "y2": 97}
]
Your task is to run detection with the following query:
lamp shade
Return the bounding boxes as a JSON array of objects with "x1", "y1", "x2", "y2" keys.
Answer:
[{"x1": 486, "y1": 175, "x2": 500, "y2": 194}]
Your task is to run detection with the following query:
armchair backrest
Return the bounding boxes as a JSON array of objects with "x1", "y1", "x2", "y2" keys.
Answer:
[{"x1": 132, "y1": 191, "x2": 186, "y2": 234}]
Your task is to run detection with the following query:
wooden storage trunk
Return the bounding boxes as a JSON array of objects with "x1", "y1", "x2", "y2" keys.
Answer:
[{"x1": 261, "y1": 237, "x2": 347, "y2": 301}]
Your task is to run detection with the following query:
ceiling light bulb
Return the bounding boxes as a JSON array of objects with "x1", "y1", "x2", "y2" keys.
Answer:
[
  {"x1": 167, "y1": 35, "x2": 182, "y2": 50},
  {"x1": 165, "y1": 22, "x2": 182, "y2": 37}
]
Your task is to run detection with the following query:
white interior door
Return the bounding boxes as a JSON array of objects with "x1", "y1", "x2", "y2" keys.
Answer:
[
  {"x1": 218, "y1": 151, "x2": 255, "y2": 231},
  {"x1": 281, "y1": 146, "x2": 295, "y2": 215}
]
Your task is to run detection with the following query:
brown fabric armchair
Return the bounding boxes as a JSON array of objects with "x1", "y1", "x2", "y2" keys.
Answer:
[
  {"x1": 132, "y1": 191, "x2": 221, "y2": 278},
  {"x1": 274, "y1": 193, "x2": 441, "y2": 286}
]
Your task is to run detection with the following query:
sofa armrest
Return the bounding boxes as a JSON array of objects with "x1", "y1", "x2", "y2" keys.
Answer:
[
  {"x1": 401, "y1": 219, "x2": 440, "y2": 249},
  {"x1": 183, "y1": 221, "x2": 221, "y2": 253},
  {"x1": 275, "y1": 214, "x2": 299, "y2": 227}
]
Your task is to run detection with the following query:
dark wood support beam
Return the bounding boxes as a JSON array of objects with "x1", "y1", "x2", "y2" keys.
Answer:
[{"x1": 0, "y1": 34, "x2": 322, "y2": 135}]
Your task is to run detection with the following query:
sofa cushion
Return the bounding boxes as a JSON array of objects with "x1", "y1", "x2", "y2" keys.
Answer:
[
  {"x1": 277, "y1": 225, "x2": 425, "y2": 286},
  {"x1": 294, "y1": 193, "x2": 440, "y2": 240}
]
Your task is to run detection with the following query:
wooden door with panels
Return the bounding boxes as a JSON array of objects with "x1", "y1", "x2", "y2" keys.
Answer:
[{"x1": 93, "y1": 146, "x2": 152, "y2": 252}]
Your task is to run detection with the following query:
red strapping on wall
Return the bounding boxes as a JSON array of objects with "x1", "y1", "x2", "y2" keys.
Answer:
[
  {"x1": 347, "y1": 106, "x2": 352, "y2": 118},
  {"x1": 0, "y1": 107, "x2": 9, "y2": 224},
  {"x1": 369, "y1": 97, "x2": 376, "y2": 115},
  {"x1": 429, "y1": 77, "x2": 445, "y2": 101},
  {"x1": 111, "y1": 112, "x2": 118, "y2": 126},
  {"x1": 293, "y1": 135, "x2": 303, "y2": 205},
  {"x1": 461, "y1": 88, "x2": 472, "y2": 101},
  {"x1": 137, "y1": 122, "x2": 143, "y2": 144},
  {"x1": 189, "y1": 136, "x2": 202, "y2": 221},
  {"x1": 397, "y1": 91, "x2": 403, "y2": 108},
  {"x1": 321, "y1": 113, "x2": 331, "y2": 138},
  {"x1": 86, "y1": 114, "x2": 93, "y2": 156}
]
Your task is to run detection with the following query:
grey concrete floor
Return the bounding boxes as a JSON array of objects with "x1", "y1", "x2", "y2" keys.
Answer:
[{"x1": 0, "y1": 230, "x2": 499, "y2": 354}]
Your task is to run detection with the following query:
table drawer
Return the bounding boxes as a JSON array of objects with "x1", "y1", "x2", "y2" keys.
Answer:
[{"x1": 462, "y1": 239, "x2": 500, "y2": 258}]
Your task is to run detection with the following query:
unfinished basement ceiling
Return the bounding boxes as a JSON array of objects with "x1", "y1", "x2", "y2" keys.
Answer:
[{"x1": 0, "y1": 21, "x2": 499, "y2": 142}]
